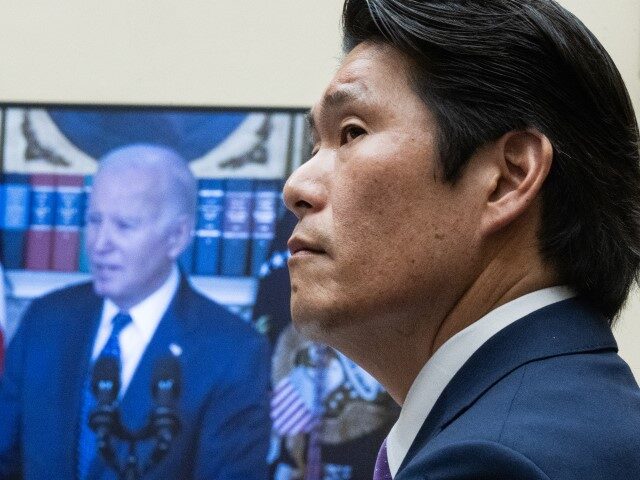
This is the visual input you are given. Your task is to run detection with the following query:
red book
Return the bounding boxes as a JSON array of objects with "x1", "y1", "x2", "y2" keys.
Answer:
[
  {"x1": 24, "y1": 173, "x2": 56, "y2": 271},
  {"x1": 52, "y1": 174, "x2": 84, "y2": 271}
]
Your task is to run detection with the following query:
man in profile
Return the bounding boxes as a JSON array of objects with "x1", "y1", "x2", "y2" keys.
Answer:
[
  {"x1": 0, "y1": 144, "x2": 271, "y2": 479},
  {"x1": 284, "y1": 0, "x2": 640, "y2": 478}
]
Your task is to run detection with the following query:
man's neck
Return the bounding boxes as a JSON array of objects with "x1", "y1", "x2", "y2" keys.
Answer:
[
  {"x1": 326, "y1": 229, "x2": 559, "y2": 405},
  {"x1": 430, "y1": 252, "x2": 558, "y2": 358}
]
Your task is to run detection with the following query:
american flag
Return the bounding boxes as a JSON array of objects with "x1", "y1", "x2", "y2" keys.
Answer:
[{"x1": 271, "y1": 374, "x2": 319, "y2": 436}]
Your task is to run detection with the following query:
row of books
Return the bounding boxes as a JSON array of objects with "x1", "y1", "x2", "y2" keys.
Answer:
[{"x1": 0, "y1": 173, "x2": 284, "y2": 277}]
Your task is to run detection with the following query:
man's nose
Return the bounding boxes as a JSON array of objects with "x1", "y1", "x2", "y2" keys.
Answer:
[
  {"x1": 89, "y1": 222, "x2": 113, "y2": 252},
  {"x1": 283, "y1": 153, "x2": 329, "y2": 219}
]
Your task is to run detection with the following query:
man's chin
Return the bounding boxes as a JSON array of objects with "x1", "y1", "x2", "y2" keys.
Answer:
[
  {"x1": 92, "y1": 281, "x2": 116, "y2": 299},
  {"x1": 290, "y1": 302, "x2": 346, "y2": 344}
]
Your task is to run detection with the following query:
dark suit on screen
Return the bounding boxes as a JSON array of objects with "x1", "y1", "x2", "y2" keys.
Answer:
[
  {"x1": 396, "y1": 298, "x2": 640, "y2": 480},
  {"x1": 0, "y1": 278, "x2": 271, "y2": 480}
]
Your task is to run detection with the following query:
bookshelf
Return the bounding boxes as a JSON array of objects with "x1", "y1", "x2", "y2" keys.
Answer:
[{"x1": 0, "y1": 107, "x2": 304, "y2": 331}]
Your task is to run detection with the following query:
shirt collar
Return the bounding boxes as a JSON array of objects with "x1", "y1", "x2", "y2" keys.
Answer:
[
  {"x1": 103, "y1": 264, "x2": 180, "y2": 336},
  {"x1": 386, "y1": 285, "x2": 576, "y2": 477}
]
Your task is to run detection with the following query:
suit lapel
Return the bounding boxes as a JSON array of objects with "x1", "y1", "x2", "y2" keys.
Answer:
[
  {"x1": 118, "y1": 279, "x2": 198, "y2": 425},
  {"x1": 117, "y1": 308, "x2": 183, "y2": 431},
  {"x1": 398, "y1": 298, "x2": 617, "y2": 474},
  {"x1": 89, "y1": 279, "x2": 200, "y2": 478},
  {"x1": 58, "y1": 289, "x2": 103, "y2": 478}
]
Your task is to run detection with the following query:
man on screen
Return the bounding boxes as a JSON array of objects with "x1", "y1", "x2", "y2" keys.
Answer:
[
  {"x1": 0, "y1": 144, "x2": 271, "y2": 479},
  {"x1": 284, "y1": 0, "x2": 640, "y2": 478}
]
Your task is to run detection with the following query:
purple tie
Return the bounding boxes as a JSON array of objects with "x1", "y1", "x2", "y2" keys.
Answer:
[{"x1": 373, "y1": 438, "x2": 393, "y2": 480}]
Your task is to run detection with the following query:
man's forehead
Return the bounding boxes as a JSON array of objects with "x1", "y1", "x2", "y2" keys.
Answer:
[
  {"x1": 322, "y1": 45, "x2": 380, "y2": 103},
  {"x1": 92, "y1": 170, "x2": 160, "y2": 202},
  {"x1": 310, "y1": 42, "x2": 408, "y2": 123},
  {"x1": 95, "y1": 165, "x2": 157, "y2": 187}
]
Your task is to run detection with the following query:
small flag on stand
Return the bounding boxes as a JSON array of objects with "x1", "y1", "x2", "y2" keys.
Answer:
[{"x1": 271, "y1": 374, "x2": 319, "y2": 436}]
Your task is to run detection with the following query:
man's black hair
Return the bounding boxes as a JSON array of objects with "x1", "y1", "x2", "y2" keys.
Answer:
[{"x1": 342, "y1": 0, "x2": 640, "y2": 320}]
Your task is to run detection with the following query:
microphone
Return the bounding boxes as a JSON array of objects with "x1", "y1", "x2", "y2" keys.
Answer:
[
  {"x1": 90, "y1": 356, "x2": 120, "y2": 464},
  {"x1": 150, "y1": 355, "x2": 181, "y2": 463},
  {"x1": 92, "y1": 356, "x2": 120, "y2": 404}
]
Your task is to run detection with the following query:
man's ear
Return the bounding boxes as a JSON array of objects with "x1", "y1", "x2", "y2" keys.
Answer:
[
  {"x1": 480, "y1": 129, "x2": 553, "y2": 235},
  {"x1": 167, "y1": 214, "x2": 194, "y2": 259}
]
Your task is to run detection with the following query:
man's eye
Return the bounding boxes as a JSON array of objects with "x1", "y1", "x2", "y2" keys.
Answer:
[
  {"x1": 116, "y1": 221, "x2": 135, "y2": 231},
  {"x1": 85, "y1": 214, "x2": 100, "y2": 226},
  {"x1": 341, "y1": 125, "x2": 366, "y2": 145}
]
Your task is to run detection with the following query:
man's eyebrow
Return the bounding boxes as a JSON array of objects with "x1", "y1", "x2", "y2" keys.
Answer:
[
  {"x1": 324, "y1": 86, "x2": 364, "y2": 109},
  {"x1": 307, "y1": 84, "x2": 367, "y2": 133}
]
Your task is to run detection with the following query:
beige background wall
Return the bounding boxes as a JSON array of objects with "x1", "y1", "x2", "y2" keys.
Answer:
[
  {"x1": 0, "y1": 0, "x2": 638, "y2": 375},
  {"x1": 554, "y1": 0, "x2": 640, "y2": 380}
]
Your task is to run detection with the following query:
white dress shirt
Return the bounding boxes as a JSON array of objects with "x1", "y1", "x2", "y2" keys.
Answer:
[
  {"x1": 91, "y1": 265, "x2": 180, "y2": 397},
  {"x1": 386, "y1": 286, "x2": 576, "y2": 477}
]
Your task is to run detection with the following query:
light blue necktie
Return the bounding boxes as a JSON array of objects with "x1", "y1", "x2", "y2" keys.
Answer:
[{"x1": 77, "y1": 312, "x2": 133, "y2": 480}]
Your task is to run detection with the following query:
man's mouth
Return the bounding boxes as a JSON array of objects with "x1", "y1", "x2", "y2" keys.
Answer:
[
  {"x1": 92, "y1": 263, "x2": 120, "y2": 274},
  {"x1": 287, "y1": 236, "x2": 326, "y2": 256}
]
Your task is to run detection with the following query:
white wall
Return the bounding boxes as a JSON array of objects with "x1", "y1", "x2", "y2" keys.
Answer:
[
  {"x1": 0, "y1": 0, "x2": 344, "y2": 107},
  {"x1": 1, "y1": 0, "x2": 639, "y2": 376}
]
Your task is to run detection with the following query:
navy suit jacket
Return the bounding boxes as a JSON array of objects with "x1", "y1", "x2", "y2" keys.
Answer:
[
  {"x1": 395, "y1": 298, "x2": 640, "y2": 479},
  {"x1": 0, "y1": 278, "x2": 271, "y2": 480}
]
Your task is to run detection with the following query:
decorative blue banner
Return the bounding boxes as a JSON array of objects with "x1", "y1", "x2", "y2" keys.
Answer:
[{"x1": 46, "y1": 109, "x2": 248, "y2": 161}]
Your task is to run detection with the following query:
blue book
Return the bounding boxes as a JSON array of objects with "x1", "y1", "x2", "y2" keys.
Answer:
[
  {"x1": 1, "y1": 173, "x2": 31, "y2": 269},
  {"x1": 0, "y1": 180, "x2": 5, "y2": 231},
  {"x1": 0, "y1": 179, "x2": 4, "y2": 267},
  {"x1": 193, "y1": 179, "x2": 225, "y2": 276},
  {"x1": 220, "y1": 179, "x2": 253, "y2": 276},
  {"x1": 249, "y1": 180, "x2": 281, "y2": 277},
  {"x1": 78, "y1": 175, "x2": 93, "y2": 273}
]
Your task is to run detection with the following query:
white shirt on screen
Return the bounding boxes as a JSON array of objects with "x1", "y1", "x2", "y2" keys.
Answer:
[
  {"x1": 386, "y1": 285, "x2": 577, "y2": 477},
  {"x1": 91, "y1": 264, "x2": 180, "y2": 397}
]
